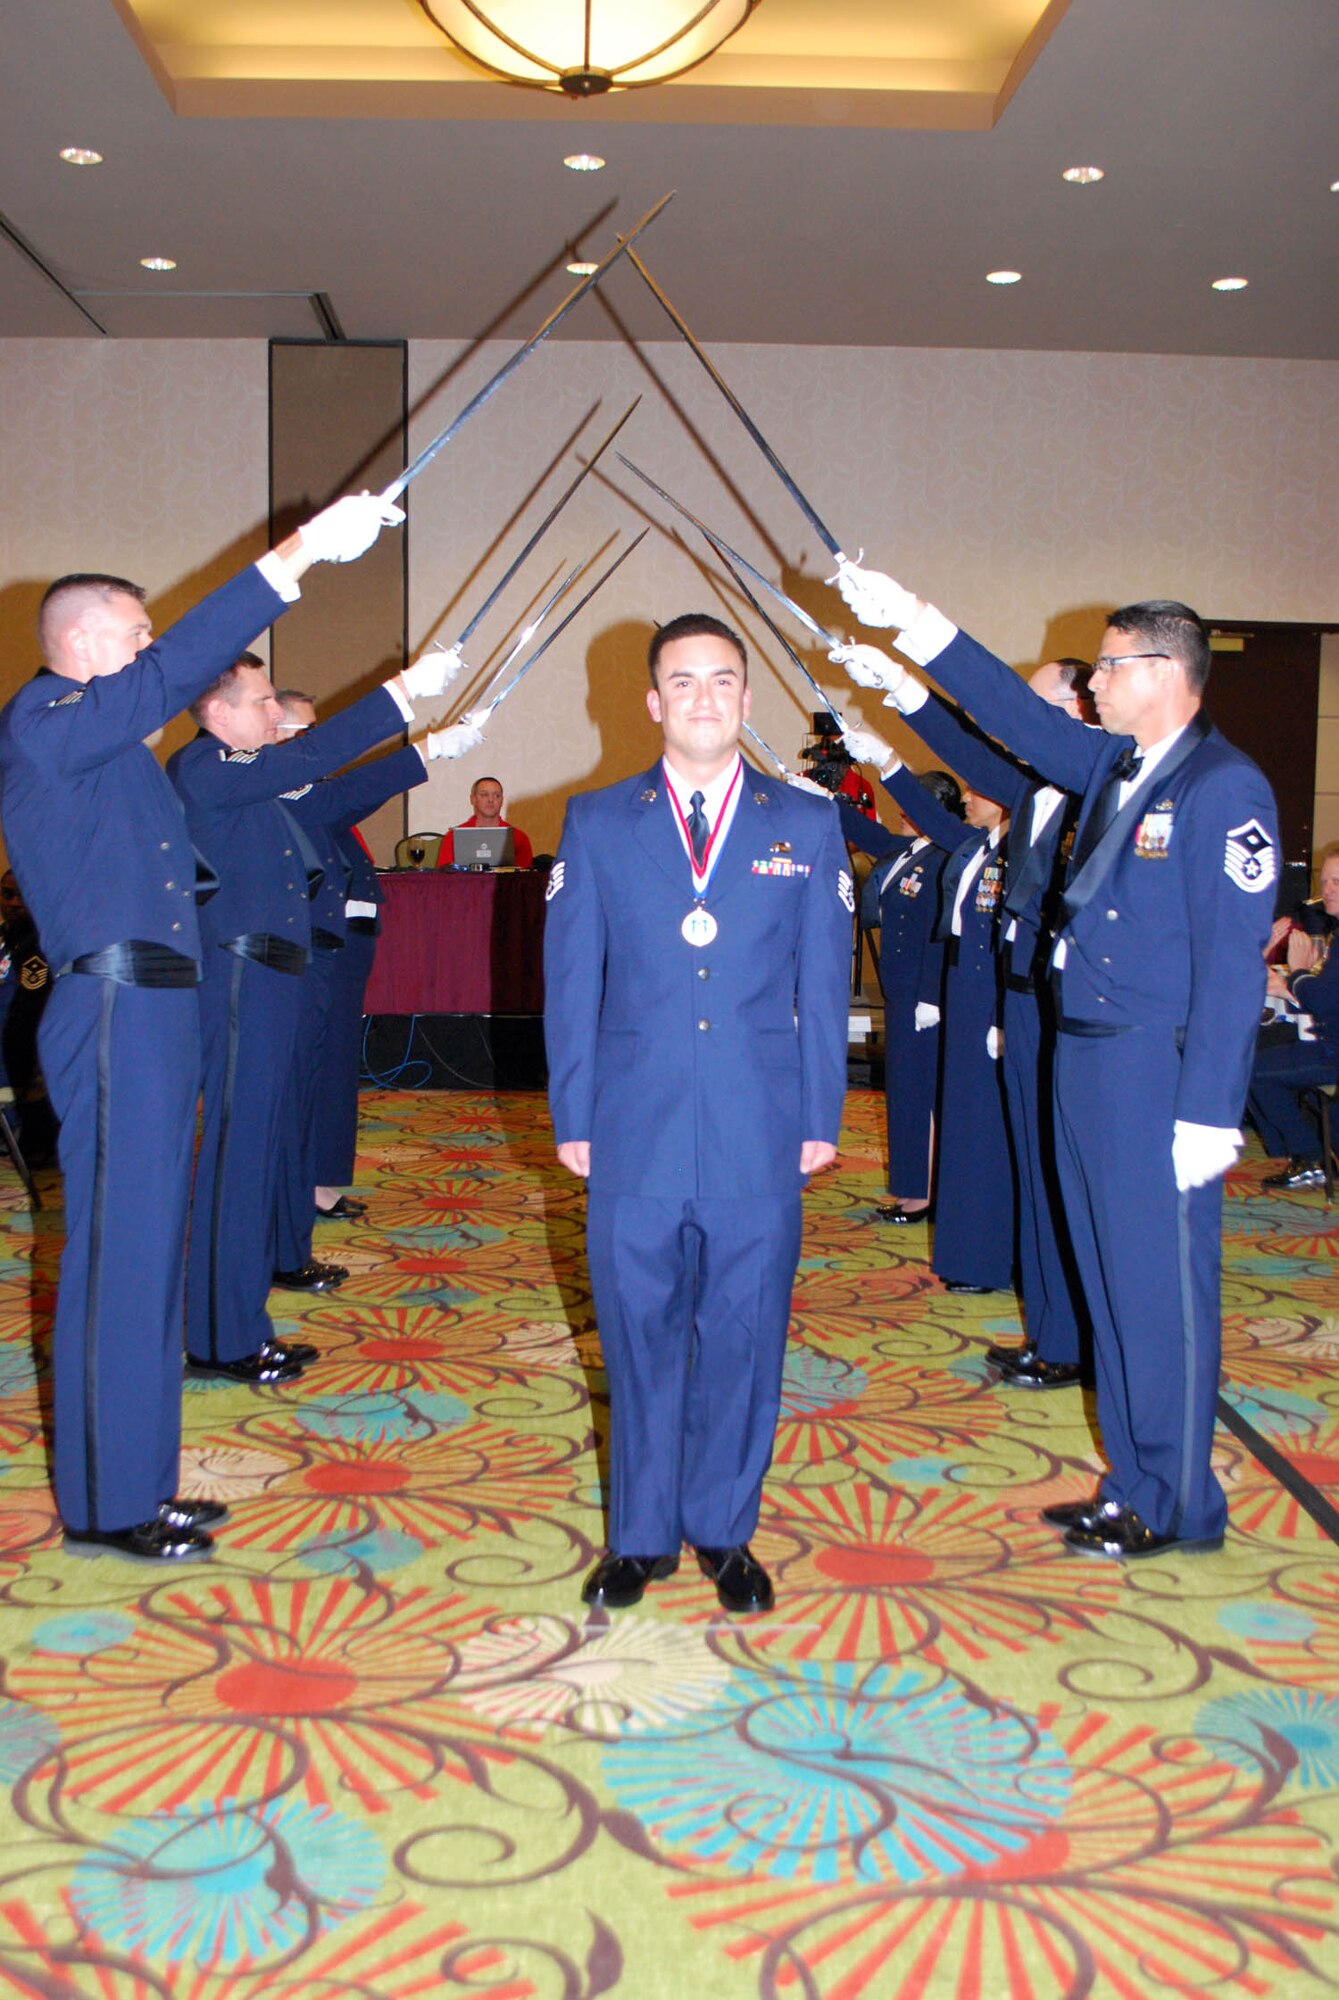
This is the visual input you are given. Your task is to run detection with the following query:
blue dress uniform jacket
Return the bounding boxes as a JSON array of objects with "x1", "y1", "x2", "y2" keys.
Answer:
[
  {"x1": 0, "y1": 563, "x2": 289, "y2": 1532},
  {"x1": 837, "y1": 796, "x2": 951, "y2": 1202},
  {"x1": 545, "y1": 761, "x2": 850, "y2": 1553},
  {"x1": 1246, "y1": 937, "x2": 1339, "y2": 1160},
  {"x1": 273, "y1": 743, "x2": 426, "y2": 1268},
  {"x1": 169, "y1": 685, "x2": 407, "y2": 1366},
  {"x1": 896, "y1": 692, "x2": 1087, "y2": 1365},
  {"x1": 311, "y1": 825, "x2": 386, "y2": 1186},
  {"x1": 913, "y1": 625, "x2": 1278, "y2": 1539}
]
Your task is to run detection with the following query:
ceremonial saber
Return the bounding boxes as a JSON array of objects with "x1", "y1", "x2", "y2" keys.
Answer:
[
  {"x1": 718, "y1": 552, "x2": 845, "y2": 731},
  {"x1": 621, "y1": 243, "x2": 846, "y2": 564},
  {"x1": 615, "y1": 454, "x2": 845, "y2": 723},
  {"x1": 449, "y1": 397, "x2": 642, "y2": 653},
  {"x1": 480, "y1": 529, "x2": 649, "y2": 716},
  {"x1": 742, "y1": 720, "x2": 790, "y2": 776},
  {"x1": 473, "y1": 561, "x2": 585, "y2": 712},
  {"x1": 381, "y1": 193, "x2": 673, "y2": 504}
]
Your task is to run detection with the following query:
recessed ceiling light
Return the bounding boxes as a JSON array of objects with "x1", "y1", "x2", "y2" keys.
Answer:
[
  {"x1": 1330, "y1": 180, "x2": 1339, "y2": 193},
  {"x1": 1211, "y1": 276, "x2": 1248, "y2": 291},
  {"x1": 139, "y1": 256, "x2": 177, "y2": 272},
  {"x1": 1062, "y1": 165, "x2": 1104, "y2": 184},
  {"x1": 986, "y1": 270, "x2": 1022, "y2": 285},
  {"x1": 564, "y1": 153, "x2": 605, "y2": 172},
  {"x1": 566, "y1": 259, "x2": 599, "y2": 276},
  {"x1": 59, "y1": 146, "x2": 103, "y2": 167}
]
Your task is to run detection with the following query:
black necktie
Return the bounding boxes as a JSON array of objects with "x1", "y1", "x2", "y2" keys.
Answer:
[
  {"x1": 687, "y1": 790, "x2": 709, "y2": 872},
  {"x1": 1071, "y1": 748, "x2": 1143, "y2": 875}
]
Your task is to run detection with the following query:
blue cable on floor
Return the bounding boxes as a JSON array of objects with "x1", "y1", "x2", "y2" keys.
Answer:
[{"x1": 359, "y1": 1015, "x2": 434, "y2": 1088}]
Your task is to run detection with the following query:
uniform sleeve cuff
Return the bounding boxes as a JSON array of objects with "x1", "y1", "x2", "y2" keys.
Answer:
[
  {"x1": 884, "y1": 676, "x2": 929, "y2": 714},
  {"x1": 897, "y1": 603, "x2": 957, "y2": 667},
  {"x1": 256, "y1": 550, "x2": 301, "y2": 604},
  {"x1": 383, "y1": 679, "x2": 415, "y2": 723}
]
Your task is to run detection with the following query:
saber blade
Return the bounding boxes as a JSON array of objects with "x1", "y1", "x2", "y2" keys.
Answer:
[
  {"x1": 742, "y1": 720, "x2": 789, "y2": 776},
  {"x1": 383, "y1": 193, "x2": 673, "y2": 503},
  {"x1": 485, "y1": 529, "x2": 648, "y2": 714},
  {"x1": 717, "y1": 552, "x2": 843, "y2": 728},
  {"x1": 615, "y1": 454, "x2": 844, "y2": 721},
  {"x1": 622, "y1": 244, "x2": 845, "y2": 563},
  {"x1": 475, "y1": 562, "x2": 585, "y2": 711},
  {"x1": 454, "y1": 397, "x2": 641, "y2": 651}
]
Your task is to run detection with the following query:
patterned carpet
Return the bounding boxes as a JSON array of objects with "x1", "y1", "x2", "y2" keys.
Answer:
[{"x1": 0, "y1": 1088, "x2": 1335, "y2": 2000}]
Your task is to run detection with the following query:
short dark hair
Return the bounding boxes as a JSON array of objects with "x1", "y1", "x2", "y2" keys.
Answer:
[
  {"x1": 189, "y1": 650, "x2": 267, "y2": 726},
  {"x1": 648, "y1": 613, "x2": 748, "y2": 685},
  {"x1": 917, "y1": 769, "x2": 963, "y2": 817},
  {"x1": 38, "y1": 573, "x2": 145, "y2": 656},
  {"x1": 471, "y1": 775, "x2": 503, "y2": 794},
  {"x1": 1106, "y1": 601, "x2": 1211, "y2": 695},
  {"x1": 275, "y1": 688, "x2": 314, "y2": 709}
]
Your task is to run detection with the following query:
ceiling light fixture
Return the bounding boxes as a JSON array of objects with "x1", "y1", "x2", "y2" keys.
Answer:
[
  {"x1": 564, "y1": 153, "x2": 606, "y2": 171},
  {"x1": 1211, "y1": 276, "x2": 1248, "y2": 291},
  {"x1": 420, "y1": 1, "x2": 757, "y2": 97},
  {"x1": 1061, "y1": 164, "x2": 1104, "y2": 184},
  {"x1": 1330, "y1": 180, "x2": 1339, "y2": 193},
  {"x1": 566, "y1": 259, "x2": 599, "y2": 275},
  {"x1": 986, "y1": 270, "x2": 1022, "y2": 285},
  {"x1": 140, "y1": 256, "x2": 177, "y2": 272},
  {"x1": 59, "y1": 146, "x2": 103, "y2": 167}
]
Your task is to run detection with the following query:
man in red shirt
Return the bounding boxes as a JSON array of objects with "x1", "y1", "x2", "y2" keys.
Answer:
[{"x1": 437, "y1": 775, "x2": 534, "y2": 868}]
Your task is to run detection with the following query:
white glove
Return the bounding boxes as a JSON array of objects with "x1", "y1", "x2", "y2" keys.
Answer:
[
  {"x1": 787, "y1": 772, "x2": 831, "y2": 798},
  {"x1": 299, "y1": 492, "x2": 405, "y2": 564},
  {"x1": 1172, "y1": 1121, "x2": 1243, "y2": 1192},
  {"x1": 830, "y1": 641, "x2": 905, "y2": 697},
  {"x1": 834, "y1": 557, "x2": 921, "y2": 633},
  {"x1": 400, "y1": 647, "x2": 464, "y2": 701},
  {"x1": 986, "y1": 1025, "x2": 1002, "y2": 1061},
  {"x1": 842, "y1": 727, "x2": 899, "y2": 774},
  {"x1": 914, "y1": 1002, "x2": 940, "y2": 1033},
  {"x1": 425, "y1": 710, "x2": 487, "y2": 762}
]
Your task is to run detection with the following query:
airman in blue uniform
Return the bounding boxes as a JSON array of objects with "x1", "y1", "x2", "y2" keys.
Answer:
[
  {"x1": 0, "y1": 491, "x2": 402, "y2": 1559},
  {"x1": 545, "y1": 614, "x2": 851, "y2": 1615},
  {"x1": 835, "y1": 570, "x2": 1278, "y2": 1559}
]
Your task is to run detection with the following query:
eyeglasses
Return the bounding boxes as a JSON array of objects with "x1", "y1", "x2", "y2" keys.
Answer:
[{"x1": 1091, "y1": 651, "x2": 1169, "y2": 674}]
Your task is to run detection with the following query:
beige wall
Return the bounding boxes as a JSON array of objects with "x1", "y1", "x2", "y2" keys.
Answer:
[{"x1": 2, "y1": 335, "x2": 1337, "y2": 865}]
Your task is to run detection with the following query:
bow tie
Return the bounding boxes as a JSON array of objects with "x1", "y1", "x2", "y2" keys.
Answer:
[{"x1": 1110, "y1": 746, "x2": 1144, "y2": 783}]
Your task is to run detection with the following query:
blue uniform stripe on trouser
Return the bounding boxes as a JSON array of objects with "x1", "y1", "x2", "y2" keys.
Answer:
[
  {"x1": 1175, "y1": 1189, "x2": 1199, "y2": 1540},
  {"x1": 82, "y1": 980, "x2": 116, "y2": 1524},
  {"x1": 207, "y1": 952, "x2": 246, "y2": 1364}
]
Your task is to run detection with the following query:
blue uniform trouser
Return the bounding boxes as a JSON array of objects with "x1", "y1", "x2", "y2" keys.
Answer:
[
  {"x1": 1246, "y1": 1038, "x2": 1335, "y2": 1160},
  {"x1": 1054, "y1": 1027, "x2": 1227, "y2": 1541},
  {"x1": 187, "y1": 952, "x2": 303, "y2": 1365},
  {"x1": 40, "y1": 976, "x2": 200, "y2": 1531},
  {"x1": 932, "y1": 954, "x2": 1015, "y2": 1289},
  {"x1": 586, "y1": 1192, "x2": 802, "y2": 1555},
  {"x1": 273, "y1": 946, "x2": 339, "y2": 1272},
  {"x1": 1001, "y1": 985, "x2": 1085, "y2": 1365},
  {"x1": 312, "y1": 930, "x2": 375, "y2": 1186},
  {"x1": 884, "y1": 980, "x2": 938, "y2": 1201}
]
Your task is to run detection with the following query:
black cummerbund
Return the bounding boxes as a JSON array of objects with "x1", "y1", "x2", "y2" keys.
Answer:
[
  {"x1": 312, "y1": 928, "x2": 345, "y2": 953},
  {"x1": 222, "y1": 933, "x2": 308, "y2": 977},
  {"x1": 62, "y1": 940, "x2": 200, "y2": 988}
]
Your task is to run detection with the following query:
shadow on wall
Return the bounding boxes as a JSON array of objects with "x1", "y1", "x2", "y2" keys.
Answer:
[{"x1": 506, "y1": 616, "x2": 660, "y2": 847}]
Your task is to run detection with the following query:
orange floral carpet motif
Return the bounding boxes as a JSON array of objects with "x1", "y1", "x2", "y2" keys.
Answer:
[{"x1": 0, "y1": 1087, "x2": 1334, "y2": 1999}]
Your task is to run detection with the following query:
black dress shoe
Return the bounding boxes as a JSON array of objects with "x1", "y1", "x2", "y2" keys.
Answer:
[
  {"x1": 944, "y1": 1281, "x2": 995, "y2": 1295},
  {"x1": 64, "y1": 1519, "x2": 214, "y2": 1563},
  {"x1": 1040, "y1": 1496, "x2": 1103, "y2": 1530},
  {"x1": 985, "y1": 1339, "x2": 1035, "y2": 1369},
  {"x1": 1261, "y1": 1157, "x2": 1326, "y2": 1190},
  {"x1": 186, "y1": 1349, "x2": 305, "y2": 1384},
  {"x1": 998, "y1": 1354, "x2": 1083, "y2": 1391},
  {"x1": 160, "y1": 1497, "x2": 230, "y2": 1530},
  {"x1": 1064, "y1": 1503, "x2": 1224, "y2": 1560},
  {"x1": 271, "y1": 1262, "x2": 345, "y2": 1293},
  {"x1": 263, "y1": 1336, "x2": 319, "y2": 1367},
  {"x1": 874, "y1": 1203, "x2": 931, "y2": 1225},
  {"x1": 581, "y1": 1552, "x2": 680, "y2": 1609},
  {"x1": 315, "y1": 1195, "x2": 366, "y2": 1221},
  {"x1": 695, "y1": 1543, "x2": 775, "y2": 1614}
]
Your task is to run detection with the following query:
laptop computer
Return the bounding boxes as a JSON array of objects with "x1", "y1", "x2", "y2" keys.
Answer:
[{"x1": 452, "y1": 824, "x2": 515, "y2": 870}]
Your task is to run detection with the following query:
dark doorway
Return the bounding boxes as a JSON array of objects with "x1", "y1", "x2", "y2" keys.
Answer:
[{"x1": 1203, "y1": 622, "x2": 1338, "y2": 887}]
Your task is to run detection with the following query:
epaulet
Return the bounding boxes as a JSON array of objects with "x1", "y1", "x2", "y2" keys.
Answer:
[
  {"x1": 279, "y1": 784, "x2": 314, "y2": 801},
  {"x1": 47, "y1": 689, "x2": 85, "y2": 709},
  {"x1": 223, "y1": 747, "x2": 261, "y2": 764}
]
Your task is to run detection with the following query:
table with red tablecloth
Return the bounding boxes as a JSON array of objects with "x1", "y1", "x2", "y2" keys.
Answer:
[{"x1": 362, "y1": 869, "x2": 546, "y2": 1015}]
